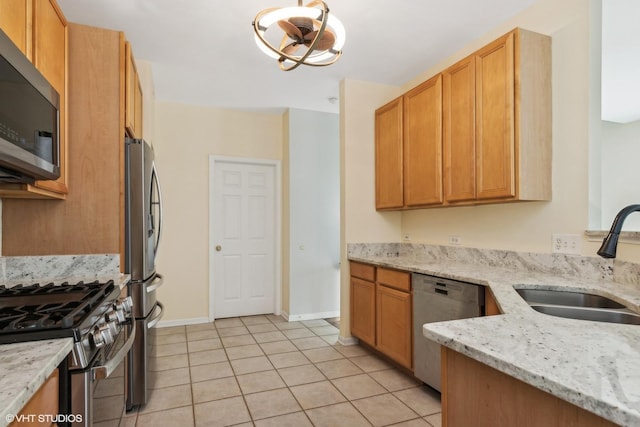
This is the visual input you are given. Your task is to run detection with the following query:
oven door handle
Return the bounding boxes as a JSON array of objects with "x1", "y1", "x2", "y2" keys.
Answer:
[
  {"x1": 147, "y1": 301, "x2": 164, "y2": 329},
  {"x1": 146, "y1": 273, "x2": 164, "y2": 293},
  {"x1": 93, "y1": 321, "x2": 136, "y2": 381}
]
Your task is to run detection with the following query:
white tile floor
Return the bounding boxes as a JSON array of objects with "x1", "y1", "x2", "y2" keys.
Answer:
[{"x1": 118, "y1": 315, "x2": 442, "y2": 427}]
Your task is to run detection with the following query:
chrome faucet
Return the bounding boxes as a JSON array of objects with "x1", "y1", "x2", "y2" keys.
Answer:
[{"x1": 597, "y1": 204, "x2": 640, "y2": 258}]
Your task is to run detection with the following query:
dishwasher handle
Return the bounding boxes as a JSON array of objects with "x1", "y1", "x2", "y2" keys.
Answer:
[{"x1": 435, "y1": 288, "x2": 448, "y2": 296}]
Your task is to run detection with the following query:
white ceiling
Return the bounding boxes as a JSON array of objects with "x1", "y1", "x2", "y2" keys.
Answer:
[{"x1": 56, "y1": 0, "x2": 536, "y2": 114}]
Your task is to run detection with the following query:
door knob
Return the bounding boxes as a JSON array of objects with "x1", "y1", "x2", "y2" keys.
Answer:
[{"x1": 215, "y1": 245, "x2": 222, "y2": 252}]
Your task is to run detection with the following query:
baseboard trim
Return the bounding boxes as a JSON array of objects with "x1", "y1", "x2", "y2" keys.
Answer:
[
  {"x1": 155, "y1": 317, "x2": 210, "y2": 328},
  {"x1": 338, "y1": 335, "x2": 359, "y2": 346},
  {"x1": 285, "y1": 310, "x2": 340, "y2": 322}
]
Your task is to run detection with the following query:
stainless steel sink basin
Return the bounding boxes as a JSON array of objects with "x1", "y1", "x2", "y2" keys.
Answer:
[
  {"x1": 514, "y1": 287, "x2": 639, "y2": 325},
  {"x1": 530, "y1": 305, "x2": 640, "y2": 325},
  {"x1": 515, "y1": 288, "x2": 625, "y2": 309}
]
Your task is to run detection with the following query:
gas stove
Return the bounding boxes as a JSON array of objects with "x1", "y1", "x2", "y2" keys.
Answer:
[{"x1": 0, "y1": 280, "x2": 132, "y2": 369}]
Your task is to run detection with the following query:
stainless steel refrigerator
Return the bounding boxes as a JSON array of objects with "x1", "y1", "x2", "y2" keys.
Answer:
[{"x1": 124, "y1": 137, "x2": 164, "y2": 410}]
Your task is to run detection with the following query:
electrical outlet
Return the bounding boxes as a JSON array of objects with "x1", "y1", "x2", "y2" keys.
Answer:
[
  {"x1": 552, "y1": 234, "x2": 582, "y2": 255},
  {"x1": 449, "y1": 235, "x2": 462, "y2": 245}
]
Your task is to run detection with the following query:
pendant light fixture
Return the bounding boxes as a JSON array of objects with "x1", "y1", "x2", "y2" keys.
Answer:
[{"x1": 252, "y1": 0, "x2": 346, "y2": 71}]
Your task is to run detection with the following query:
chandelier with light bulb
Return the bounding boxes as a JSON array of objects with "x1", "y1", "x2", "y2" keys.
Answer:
[{"x1": 252, "y1": 0, "x2": 346, "y2": 71}]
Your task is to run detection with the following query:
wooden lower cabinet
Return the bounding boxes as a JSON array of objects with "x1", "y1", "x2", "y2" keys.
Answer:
[
  {"x1": 350, "y1": 276, "x2": 376, "y2": 346},
  {"x1": 10, "y1": 369, "x2": 59, "y2": 427},
  {"x1": 441, "y1": 348, "x2": 617, "y2": 427},
  {"x1": 484, "y1": 288, "x2": 501, "y2": 315},
  {"x1": 376, "y1": 284, "x2": 412, "y2": 368},
  {"x1": 350, "y1": 262, "x2": 412, "y2": 370}
]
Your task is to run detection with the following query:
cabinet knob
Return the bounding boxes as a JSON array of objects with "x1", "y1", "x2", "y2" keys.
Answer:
[{"x1": 215, "y1": 245, "x2": 222, "y2": 252}]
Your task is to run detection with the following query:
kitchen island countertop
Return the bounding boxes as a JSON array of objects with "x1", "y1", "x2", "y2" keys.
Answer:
[{"x1": 349, "y1": 250, "x2": 640, "y2": 426}]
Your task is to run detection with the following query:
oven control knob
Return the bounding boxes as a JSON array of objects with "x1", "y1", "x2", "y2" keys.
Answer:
[
  {"x1": 116, "y1": 296, "x2": 133, "y2": 317},
  {"x1": 106, "y1": 308, "x2": 125, "y2": 324},
  {"x1": 93, "y1": 324, "x2": 114, "y2": 348},
  {"x1": 106, "y1": 320, "x2": 119, "y2": 337}
]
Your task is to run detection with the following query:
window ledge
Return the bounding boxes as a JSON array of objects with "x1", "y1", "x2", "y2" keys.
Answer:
[{"x1": 585, "y1": 230, "x2": 640, "y2": 244}]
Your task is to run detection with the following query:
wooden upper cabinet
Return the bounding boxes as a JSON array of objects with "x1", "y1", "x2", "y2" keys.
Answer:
[
  {"x1": 375, "y1": 28, "x2": 550, "y2": 211},
  {"x1": 375, "y1": 97, "x2": 403, "y2": 209},
  {"x1": 32, "y1": 0, "x2": 68, "y2": 195},
  {"x1": 443, "y1": 55, "x2": 476, "y2": 203},
  {"x1": 0, "y1": 0, "x2": 29, "y2": 56},
  {"x1": 404, "y1": 74, "x2": 443, "y2": 207},
  {"x1": 0, "y1": 0, "x2": 68, "y2": 198},
  {"x1": 125, "y1": 42, "x2": 143, "y2": 139},
  {"x1": 475, "y1": 31, "x2": 515, "y2": 200},
  {"x1": 444, "y1": 28, "x2": 550, "y2": 205}
]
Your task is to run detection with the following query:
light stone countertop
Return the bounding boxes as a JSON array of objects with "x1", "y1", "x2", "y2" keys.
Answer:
[
  {"x1": 349, "y1": 247, "x2": 640, "y2": 426},
  {"x1": 0, "y1": 339, "x2": 73, "y2": 427}
]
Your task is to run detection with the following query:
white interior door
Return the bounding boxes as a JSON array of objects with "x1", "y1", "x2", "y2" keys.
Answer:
[{"x1": 210, "y1": 157, "x2": 279, "y2": 319}]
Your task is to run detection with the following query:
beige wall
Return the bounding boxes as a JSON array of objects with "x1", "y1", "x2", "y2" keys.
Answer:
[
  {"x1": 340, "y1": 0, "x2": 640, "y2": 338},
  {"x1": 153, "y1": 102, "x2": 283, "y2": 322},
  {"x1": 340, "y1": 79, "x2": 403, "y2": 338}
]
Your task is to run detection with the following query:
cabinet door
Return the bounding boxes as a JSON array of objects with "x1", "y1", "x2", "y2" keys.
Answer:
[
  {"x1": 134, "y1": 75, "x2": 143, "y2": 138},
  {"x1": 475, "y1": 32, "x2": 515, "y2": 200},
  {"x1": 351, "y1": 277, "x2": 376, "y2": 346},
  {"x1": 125, "y1": 42, "x2": 142, "y2": 138},
  {"x1": 443, "y1": 55, "x2": 476, "y2": 203},
  {"x1": 376, "y1": 284, "x2": 412, "y2": 369},
  {"x1": 0, "y1": 0, "x2": 29, "y2": 55},
  {"x1": 32, "y1": 0, "x2": 68, "y2": 194},
  {"x1": 404, "y1": 74, "x2": 443, "y2": 206},
  {"x1": 375, "y1": 97, "x2": 404, "y2": 209},
  {"x1": 10, "y1": 369, "x2": 58, "y2": 427}
]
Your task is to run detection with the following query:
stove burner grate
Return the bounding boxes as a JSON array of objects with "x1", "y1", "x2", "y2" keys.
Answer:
[{"x1": 0, "y1": 280, "x2": 116, "y2": 342}]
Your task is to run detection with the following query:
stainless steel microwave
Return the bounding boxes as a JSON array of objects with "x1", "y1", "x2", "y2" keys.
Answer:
[{"x1": 0, "y1": 28, "x2": 60, "y2": 183}]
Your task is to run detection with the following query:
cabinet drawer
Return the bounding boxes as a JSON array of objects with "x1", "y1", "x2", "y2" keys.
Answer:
[
  {"x1": 350, "y1": 262, "x2": 375, "y2": 282},
  {"x1": 377, "y1": 268, "x2": 411, "y2": 292}
]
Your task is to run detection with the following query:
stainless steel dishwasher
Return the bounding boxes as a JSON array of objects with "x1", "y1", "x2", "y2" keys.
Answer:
[{"x1": 413, "y1": 273, "x2": 484, "y2": 391}]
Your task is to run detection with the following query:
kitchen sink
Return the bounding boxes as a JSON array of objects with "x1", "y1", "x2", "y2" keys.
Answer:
[
  {"x1": 514, "y1": 287, "x2": 640, "y2": 325},
  {"x1": 530, "y1": 305, "x2": 640, "y2": 325},
  {"x1": 515, "y1": 288, "x2": 625, "y2": 309}
]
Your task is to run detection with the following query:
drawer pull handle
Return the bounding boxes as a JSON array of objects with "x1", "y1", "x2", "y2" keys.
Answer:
[{"x1": 435, "y1": 288, "x2": 448, "y2": 296}]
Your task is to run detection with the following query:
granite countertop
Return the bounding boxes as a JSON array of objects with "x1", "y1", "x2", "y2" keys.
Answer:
[
  {"x1": 0, "y1": 339, "x2": 73, "y2": 427},
  {"x1": 349, "y1": 249, "x2": 640, "y2": 426}
]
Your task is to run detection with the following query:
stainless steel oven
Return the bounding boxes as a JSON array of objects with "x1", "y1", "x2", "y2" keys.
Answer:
[
  {"x1": 69, "y1": 321, "x2": 136, "y2": 426},
  {"x1": 0, "y1": 280, "x2": 134, "y2": 427}
]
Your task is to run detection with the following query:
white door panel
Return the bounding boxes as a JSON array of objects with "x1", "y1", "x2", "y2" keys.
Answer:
[{"x1": 212, "y1": 159, "x2": 277, "y2": 319}]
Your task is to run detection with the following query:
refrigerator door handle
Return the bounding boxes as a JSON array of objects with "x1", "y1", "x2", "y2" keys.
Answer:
[
  {"x1": 151, "y1": 162, "x2": 163, "y2": 256},
  {"x1": 147, "y1": 302, "x2": 164, "y2": 329},
  {"x1": 146, "y1": 273, "x2": 164, "y2": 293}
]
